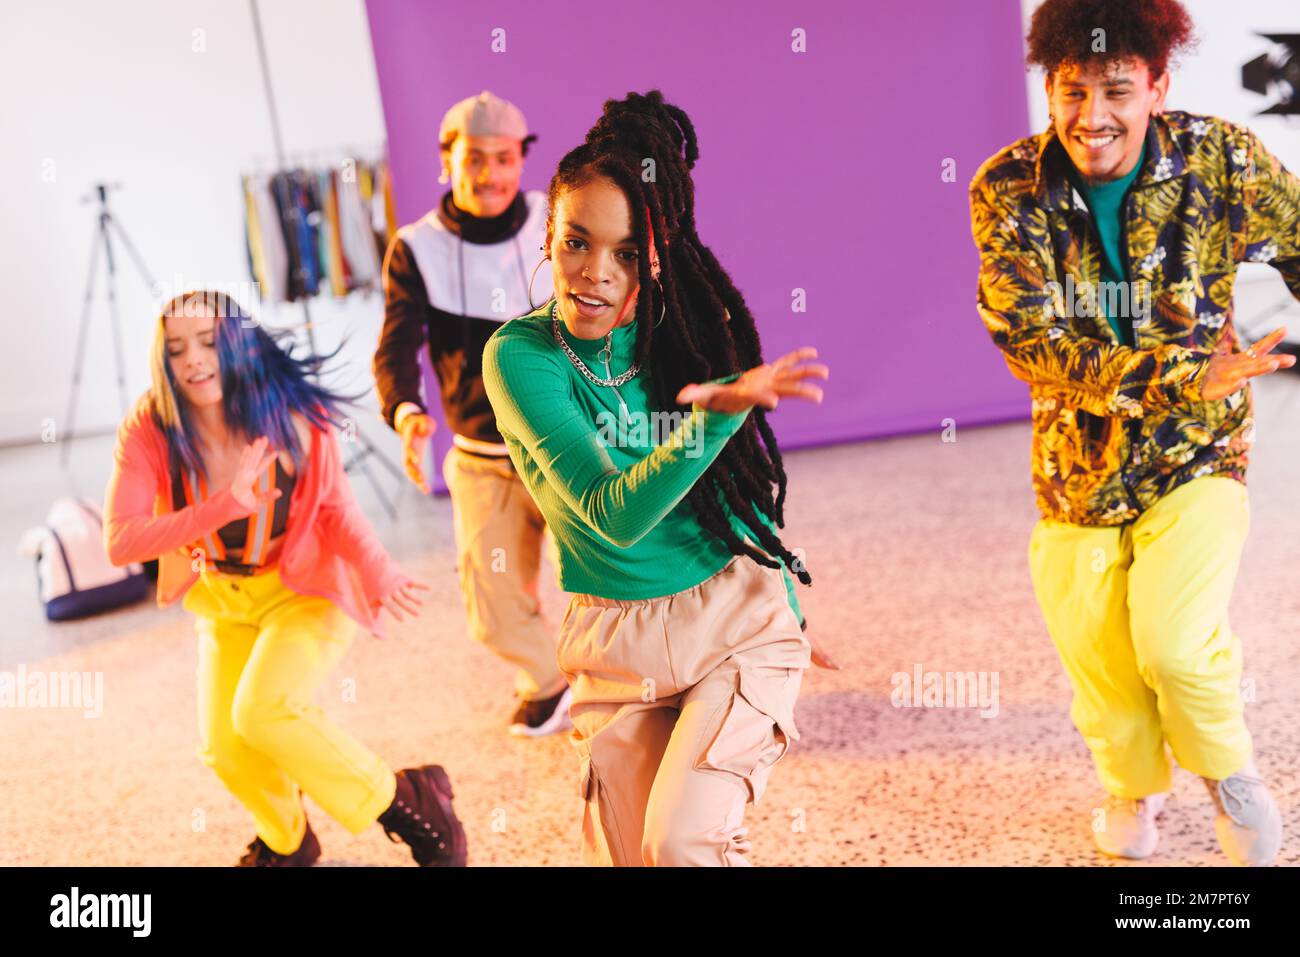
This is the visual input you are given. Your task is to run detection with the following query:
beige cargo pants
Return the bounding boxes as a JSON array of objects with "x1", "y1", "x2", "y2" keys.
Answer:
[
  {"x1": 442, "y1": 447, "x2": 566, "y2": 701},
  {"x1": 556, "y1": 554, "x2": 811, "y2": 866}
]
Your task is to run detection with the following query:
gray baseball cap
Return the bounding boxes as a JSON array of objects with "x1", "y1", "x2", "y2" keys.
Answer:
[{"x1": 439, "y1": 90, "x2": 529, "y2": 145}]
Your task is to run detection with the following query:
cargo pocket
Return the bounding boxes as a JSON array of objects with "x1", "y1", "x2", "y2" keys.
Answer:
[
  {"x1": 577, "y1": 750, "x2": 593, "y2": 800},
  {"x1": 575, "y1": 745, "x2": 631, "y2": 866},
  {"x1": 695, "y1": 664, "x2": 801, "y2": 805}
]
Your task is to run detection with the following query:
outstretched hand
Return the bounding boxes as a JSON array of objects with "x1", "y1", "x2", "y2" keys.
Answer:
[
  {"x1": 378, "y1": 576, "x2": 432, "y2": 623},
  {"x1": 807, "y1": 630, "x2": 842, "y2": 671},
  {"x1": 676, "y1": 347, "x2": 829, "y2": 414},
  {"x1": 1201, "y1": 326, "x2": 1296, "y2": 401},
  {"x1": 230, "y1": 436, "x2": 282, "y2": 511}
]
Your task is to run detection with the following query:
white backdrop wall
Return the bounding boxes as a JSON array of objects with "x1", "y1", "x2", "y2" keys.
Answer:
[
  {"x1": 1020, "y1": 0, "x2": 1300, "y2": 337},
  {"x1": 4, "y1": 2, "x2": 1297, "y2": 447},
  {"x1": 0, "y1": 0, "x2": 401, "y2": 447}
]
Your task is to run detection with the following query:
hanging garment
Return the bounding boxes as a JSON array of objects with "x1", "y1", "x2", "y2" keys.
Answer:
[
  {"x1": 249, "y1": 174, "x2": 289, "y2": 303},
  {"x1": 336, "y1": 163, "x2": 380, "y2": 291},
  {"x1": 379, "y1": 160, "x2": 397, "y2": 244},
  {"x1": 321, "y1": 169, "x2": 347, "y2": 296},
  {"x1": 322, "y1": 170, "x2": 348, "y2": 293},
  {"x1": 242, "y1": 177, "x2": 267, "y2": 297},
  {"x1": 314, "y1": 168, "x2": 333, "y2": 295},
  {"x1": 359, "y1": 161, "x2": 387, "y2": 268},
  {"x1": 292, "y1": 170, "x2": 322, "y2": 297},
  {"x1": 270, "y1": 172, "x2": 305, "y2": 301}
]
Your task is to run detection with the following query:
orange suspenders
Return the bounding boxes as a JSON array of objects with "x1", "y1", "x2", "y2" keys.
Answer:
[{"x1": 181, "y1": 460, "x2": 278, "y2": 567}]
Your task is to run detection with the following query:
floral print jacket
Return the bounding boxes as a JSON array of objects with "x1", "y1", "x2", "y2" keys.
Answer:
[{"x1": 970, "y1": 110, "x2": 1300, "y2": 526}]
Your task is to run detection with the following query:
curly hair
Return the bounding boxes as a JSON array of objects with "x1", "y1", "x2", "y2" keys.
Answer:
[
  {"x1": 1026, "y1": 0, "x2": 1197, "y2": 79},
  {"x1": 543, "y1": 90, "x2": 811, "y2": 586}
]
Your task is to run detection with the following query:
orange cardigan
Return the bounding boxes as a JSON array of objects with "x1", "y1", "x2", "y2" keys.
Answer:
[{"x1": 104, "y1": 395, "x2": 405, "y2": 638}]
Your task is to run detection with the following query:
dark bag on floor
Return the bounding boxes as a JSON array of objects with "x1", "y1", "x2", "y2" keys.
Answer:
[{"x1": 18, "y1": 498, "x2": 149, "y2": 621}]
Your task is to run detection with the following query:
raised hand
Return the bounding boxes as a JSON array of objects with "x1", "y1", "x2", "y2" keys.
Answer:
[
  {"x1": 675, "y1": 347, "x2": 830, "y2": 414},
  {"x1": 399, "y1": 412, "x2": 437, "y2": 494},
  {"x1": 1201, "y1": 327, "x2": 1296, "y2": 401},
  {"x1": 230, "y1": 436, "x2": 282, "y2": 511},
  {"x1": 807, "y1": 630, "x2": 842, "y2": 671},
  {"x1": 378, "y1": 576, "x2": 432, "y2": 623}
]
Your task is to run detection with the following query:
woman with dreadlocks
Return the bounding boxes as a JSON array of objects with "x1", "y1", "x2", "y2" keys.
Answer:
[{"x1": 482, "y1": 91, "x2": 829, "y2": 866}]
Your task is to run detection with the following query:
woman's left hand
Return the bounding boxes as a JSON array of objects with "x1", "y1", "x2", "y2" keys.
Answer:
[
  {"x1": 807, "y1": 630, "x2": 842, "y2": 670},
  {"x1": 676, "y1": 347, "x2": 829, "y2": 413},
  {"x1": 378, "y1": 576, "x2": 431, "y2": 623}
]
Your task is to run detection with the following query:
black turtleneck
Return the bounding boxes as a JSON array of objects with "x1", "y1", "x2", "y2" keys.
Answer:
[
  {"x1": 436, "y1": 189, "x2": 529, "y2": 245},
  {"x1": 374, "y1": 188, "x2": 539, "y2": 442}
]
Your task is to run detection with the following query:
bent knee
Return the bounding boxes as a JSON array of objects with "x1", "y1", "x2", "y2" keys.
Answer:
[
  {"x1": 229, "y1": 694, "x2": 293, "y2": 752},
  {"x1": 641, "y1": 813, "x2": 751, "y2": 867},
  {"x1": 197, "y1": 730, "x2": 246, "y2": 778},
  {"x1": 1131, "y1": 621, "x2": 1238, "y2": 687}
]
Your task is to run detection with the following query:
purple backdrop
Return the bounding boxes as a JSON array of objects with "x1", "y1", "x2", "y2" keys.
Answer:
[{"x1": 364, "y1": 0, "x2": 1032, "y2": 492}]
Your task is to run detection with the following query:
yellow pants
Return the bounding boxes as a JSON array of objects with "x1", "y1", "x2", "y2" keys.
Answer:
[
  {"x1": 183, "y1": 566, "x2": 396, "y2": 855},
  {"x1": 442, "y1": 447, "x2": 566, "y2": 701},
  {"x1": 1028, "y1": 476, "x2": 1253, "y2": 798}
]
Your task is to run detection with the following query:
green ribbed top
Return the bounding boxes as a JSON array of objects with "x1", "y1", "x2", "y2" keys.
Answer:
[{"x1": 482, "y1": 300, "x2": 802, "y2": 623}]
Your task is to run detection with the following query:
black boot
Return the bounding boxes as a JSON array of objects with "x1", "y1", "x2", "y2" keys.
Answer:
[
  {"x1": 237, "y1": 816, "x2": 321, "y2": 867},
  {"x1": 378, "y1": 765, "x2": 468, "y2": 867}
]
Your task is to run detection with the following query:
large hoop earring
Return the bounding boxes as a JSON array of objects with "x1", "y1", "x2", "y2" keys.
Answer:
[
  {"x1": 652, "y1": 278, "x2": 665, "y2": 329},
  {"x1": 528, "y1": 253, "x2": 550, "y2": 311}
]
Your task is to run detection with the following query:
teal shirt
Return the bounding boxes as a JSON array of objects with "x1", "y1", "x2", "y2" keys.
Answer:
[
  {"x1": 1066, "y1": 141, "x2": 1146, "y2": 347},
  {"x1": 482, "y1": 301, "x2": 803, "y2": 623}
]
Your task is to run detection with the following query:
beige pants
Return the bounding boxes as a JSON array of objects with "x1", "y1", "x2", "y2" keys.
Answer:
[
  {"x1": 557, "y1": 555, "x2": 810, "y2": 866},
  {"x1": 442, "y1": 447, "x2": 565, "y2": 701}
]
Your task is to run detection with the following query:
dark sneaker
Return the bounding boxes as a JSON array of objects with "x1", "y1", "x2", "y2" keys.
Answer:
[
  {"x1": 379, "y1": 765, "x2": 468, "y2": 867},
  {"x1": 237, "y1": 817, "x2": 321, "y2": 867},
  {"x1": 508, "y1": 685, "x2": 573, "y2": 739}
]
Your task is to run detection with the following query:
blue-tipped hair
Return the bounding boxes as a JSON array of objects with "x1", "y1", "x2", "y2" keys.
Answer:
[{"x1": 148, "y1": 290, "x2": 356, "y2": 479}]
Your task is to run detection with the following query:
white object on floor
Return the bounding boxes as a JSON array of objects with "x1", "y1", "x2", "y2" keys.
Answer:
[{"x1": 17, "y1": 497, "x2": 148, "y2": 621}]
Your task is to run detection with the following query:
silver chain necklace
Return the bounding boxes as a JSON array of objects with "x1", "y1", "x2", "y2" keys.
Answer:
[{"x1": 550, "y1": 300, "x2": 642, "y2": 388}]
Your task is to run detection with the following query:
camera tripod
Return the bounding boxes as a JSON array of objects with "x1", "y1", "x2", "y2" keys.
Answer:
[{"x1": 61, "y1": 182, "x2": 156, "y2": 466}]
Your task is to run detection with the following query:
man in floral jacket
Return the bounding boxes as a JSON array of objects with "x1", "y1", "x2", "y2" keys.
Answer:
[{"x1": 970, "y1": 0, "x2": 1297, "y2": 865}]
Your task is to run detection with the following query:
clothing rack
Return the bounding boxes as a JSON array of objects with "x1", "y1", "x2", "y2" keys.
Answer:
[
  {"x1": 241, "y1": 154, "x2": 396, "y2": 305},
  {"x1": 247, "y1": 0, "x2": 403, "y2": 517}
]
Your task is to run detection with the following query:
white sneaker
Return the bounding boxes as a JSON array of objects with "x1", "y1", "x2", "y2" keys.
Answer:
[
  {"x1": 1093, "y1": 792, "x2": 1168, "y2": 860},
  {"x1": 1203, "y1": 760, "x2": 1282, "y2": 867},
  {"x1": 508, "y1": 685, "x2": 573, "y2": 738}
]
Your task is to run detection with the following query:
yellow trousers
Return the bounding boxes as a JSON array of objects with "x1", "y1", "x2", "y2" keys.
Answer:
[
  {"x1": 183, "y1": 567, "x2": 396, "y2": 855},
  {"x1": 1028, "y1": 476, "x2": 1253, "y2": 798}
]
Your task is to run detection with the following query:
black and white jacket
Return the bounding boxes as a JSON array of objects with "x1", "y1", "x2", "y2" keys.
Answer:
[{"x1": 374, "y1": 188, "x2": 553, "y2": 449}]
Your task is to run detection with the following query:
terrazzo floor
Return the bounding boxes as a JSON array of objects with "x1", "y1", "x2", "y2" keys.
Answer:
[{"x1": 1, "y1": 372, "x2": 1297, "y2": 868}]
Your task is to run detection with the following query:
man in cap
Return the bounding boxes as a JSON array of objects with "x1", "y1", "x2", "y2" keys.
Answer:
[{"x1": 374, "y1": 91, "x2": 570, "y2": 737}]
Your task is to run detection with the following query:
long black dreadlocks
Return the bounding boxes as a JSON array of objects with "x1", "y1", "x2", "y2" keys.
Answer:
[{"x1": 545, "y1": 89, "x2": 811, "y2": 586}]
